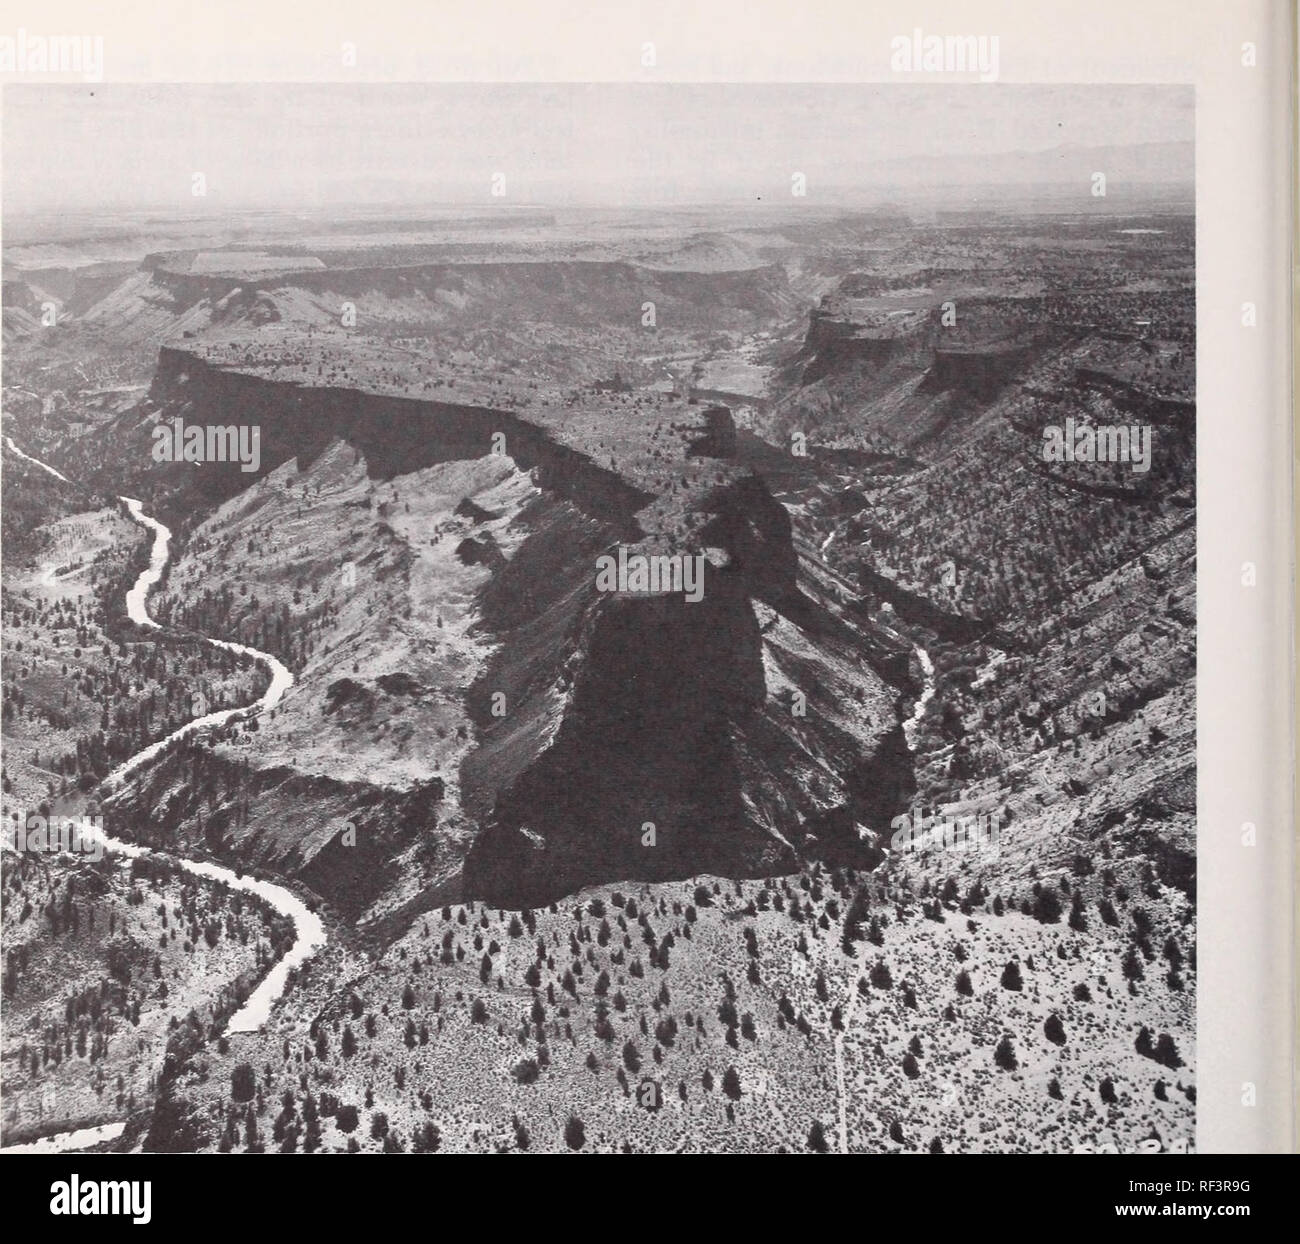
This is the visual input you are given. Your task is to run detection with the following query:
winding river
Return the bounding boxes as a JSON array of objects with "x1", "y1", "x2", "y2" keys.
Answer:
[
  {"x1": 2, "y1": 453, "x2": 327, "y2": 1151},
  {"x1": 107, "y1": 499, "x2": 296, "y2": 786},
  {"x1": 814, "y1": 520, "x2": 933, "y2": 751},
  {"x1": 108, "y1": 496, "x2": 323, "y2": 1035},
  {"x1": 4, "y1": 434, "x2": 71, "y2": 483},
  {"x1": 902, "y1": 643, "x2": 936, "y2": 751},
  {"x1": 6, "y1": 443, "x2": 934, "y2": 1155}
]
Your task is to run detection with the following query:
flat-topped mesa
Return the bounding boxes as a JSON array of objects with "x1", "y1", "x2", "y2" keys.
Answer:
[
  {"x1": 930, "y1": 337, "x2": 1037, "y2": 399},
  {"x1": 797, "y1": 285, "x2": 1051, "y2": 390},
  {"x1": 141, "y1": 255, "x2": 795, "y2": 339},
  {"x1": 799, "y1": 308, "x2": 923, "y2": 381},
  {"x1": 145, "y1": 344, "x2": 653, "y2": 533}
]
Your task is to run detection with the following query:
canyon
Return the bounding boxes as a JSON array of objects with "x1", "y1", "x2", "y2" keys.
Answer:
[{"x1": 2, "y1": 194, "x2": 1196, "y2": 1154}]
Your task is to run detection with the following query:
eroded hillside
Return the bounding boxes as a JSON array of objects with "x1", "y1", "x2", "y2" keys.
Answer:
[
  {"x1": 3, "y1": 199, "x2": 1196, "y2": 1154},
  {"x1": 96, "y1": 340, "x2": 905, "y2": 924}
]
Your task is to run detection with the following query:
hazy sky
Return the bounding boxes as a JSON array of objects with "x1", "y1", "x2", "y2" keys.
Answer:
[{"x1": 2, "y1": 83, "x2": 1192, "y2": 211}]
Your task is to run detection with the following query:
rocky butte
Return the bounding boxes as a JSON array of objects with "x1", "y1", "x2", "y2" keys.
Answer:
[{"x1": 100, "y1": 336, "x2": 909, "y2": 912}]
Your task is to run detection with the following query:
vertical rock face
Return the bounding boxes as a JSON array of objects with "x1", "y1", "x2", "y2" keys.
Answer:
[
  {"x1": 133, "y1": 347, "x2": 651, "y2": 531},
  {"x1": 929, "y1": 342, "x2": 1035, "y2": 399},
  {"x1": 462, "y1": 468, "x2": 813, "y2": 908},
  {"x1": 698, "y1": 473, "x2": 799, "y2": 609},
  {"x1": 463, "y1": 565, "x2": 783, "y2": 907},
  {"x1": 799, "y1": 314, "x2": 913, "y2": 383},
  {"x1": 457, "y1": 458, "x2": 904, "y2": 908},
  {"x1": 686, "y1": 405, "x2": 739, "y2": 459}
]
